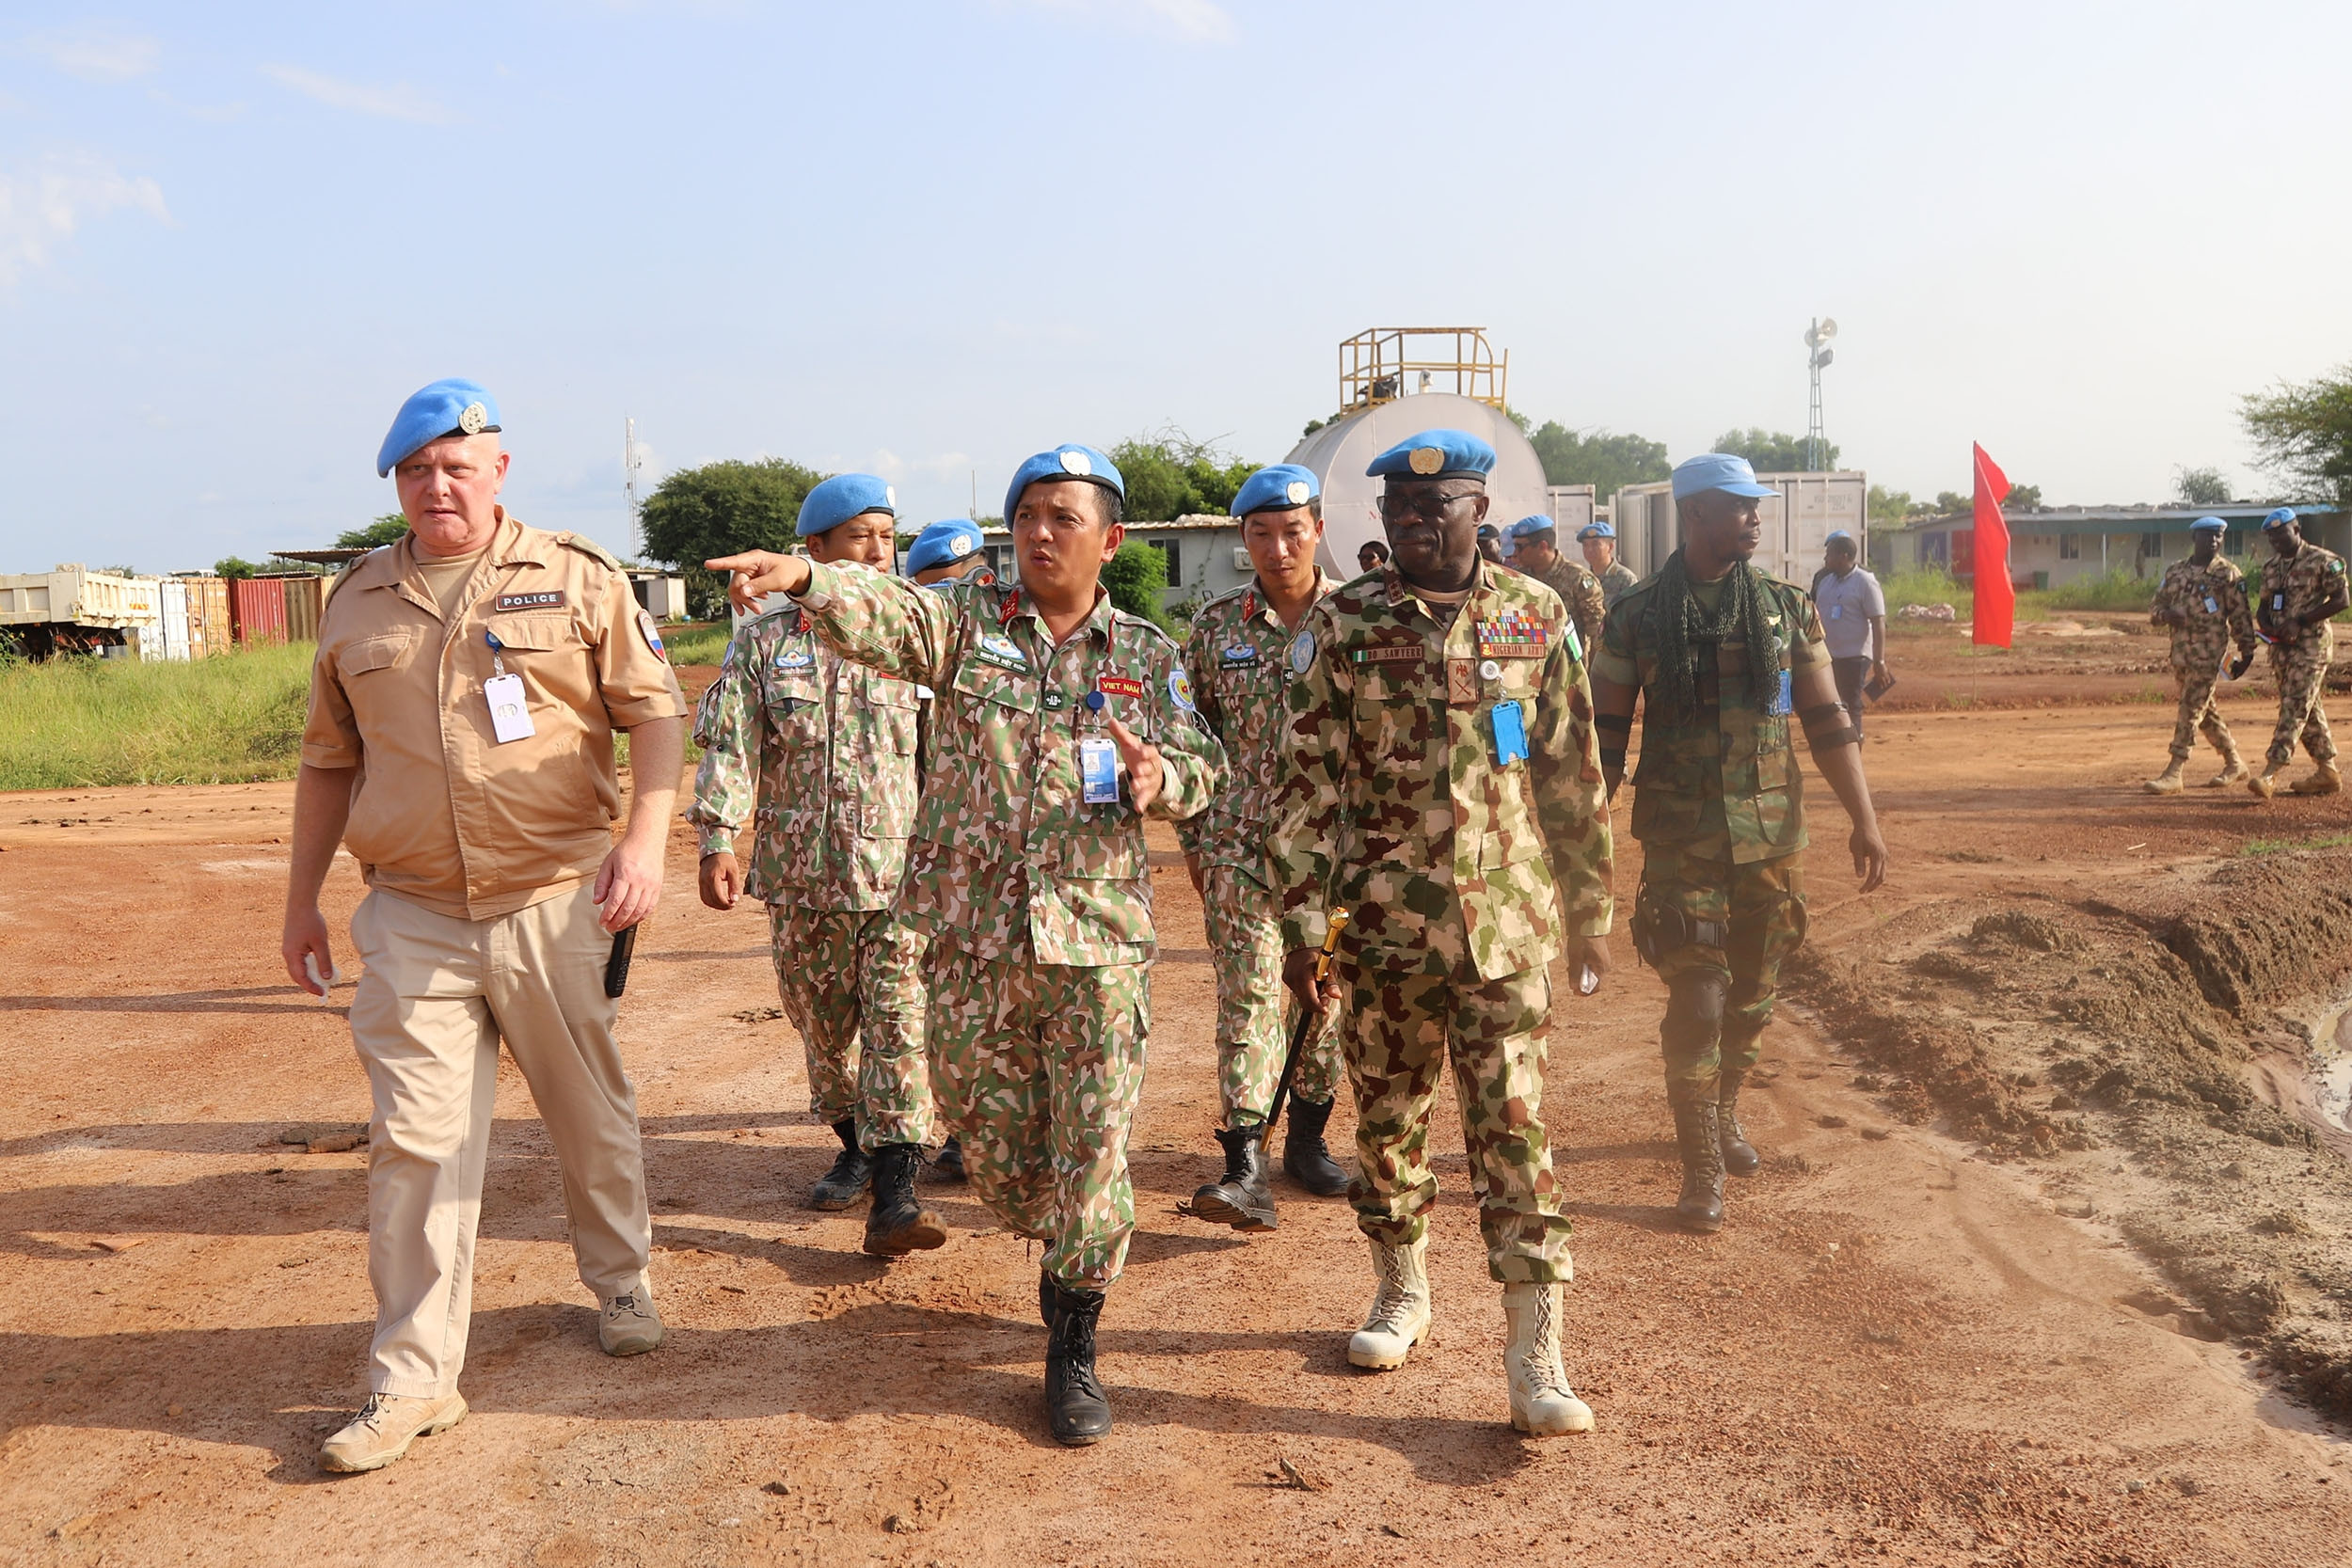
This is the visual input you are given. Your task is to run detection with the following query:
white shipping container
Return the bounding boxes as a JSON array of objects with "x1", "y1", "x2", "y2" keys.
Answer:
[
  {"x1": 154, "y1": 578, "x2": 194, "y2": 660},
  {"x1": 1544, "y1": 484, "x2": 1597, "y2": 539}
]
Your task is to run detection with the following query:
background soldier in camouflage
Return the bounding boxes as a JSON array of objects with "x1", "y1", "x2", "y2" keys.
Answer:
[
  {"x1": 1277, "y1": 428, "x2": 1613, "y2": 1439},
  {"x1": 1581, "y1": 519, "x2": 1641, "y2": 610},
  {"x1": 1503, "y1": 515, "x2": 1607, "y2": 651},
  {"x1": 689, "y1": 474, "x2": 946, "y2": 1259},
  {"x1": 2248, "y1": 506, "x2": 2348, "y2": 799},
  {"x1": 1178, "y1": 464, "x2": 1347, "y2": 1235},
  {"x1": 2143, "y1": 515, "x2": 2255, "y2": 793},
  {"x1": 1591, "y1": 453, "x2": 1887, "y2": 1238},
  {"x1": 708, "y1": 444, "x2": 1225, "y2": 1448}
]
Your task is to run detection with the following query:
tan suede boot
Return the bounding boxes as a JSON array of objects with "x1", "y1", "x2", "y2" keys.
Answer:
[
  {"x1": 2249, "y1": 765, "x2": 2283, "y2": 800},
  {"x1": 2290, "y1": 761, "x2": 2343, "y2": 796},
  {"x1": 1347, "y1": 1236, "x2": 1431, "y2": 1370},
  {"x1": 2143, "y1": 758, "x2": 2185, "y2": 795},
  {"x1": 1501, "y1": 1282, "x2": 1595, "y2": 1436},
  {"x1": 319, "y1": 1392, "x2": 469, "y2": 1474},
  {"x1": 2207, "y1": 748, "x2": 2249, "y2": 786}
]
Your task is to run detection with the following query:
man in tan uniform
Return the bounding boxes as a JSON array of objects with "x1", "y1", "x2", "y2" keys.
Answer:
[{"x1": 282, "y1": 379, "x2": 688, "y2": 1474}]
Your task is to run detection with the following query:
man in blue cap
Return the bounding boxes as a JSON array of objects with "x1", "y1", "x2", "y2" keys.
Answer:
[
  {"x1": 1590, "y1": 453, "x2": 1886, "y2": 1236},
  {"x1": 1178, "y1": 464, "x2": 1349, "y2": 1232},
  {"x1": 2143, "y1": 516, "x2": 2254, "y2": 793},
  {"x1": 905, "y1": 519, "x2": 997, "y2": 589},
  {"x1": 286, "y1": 379, "x2": 689, "y2": 1473},
  {"x1": 1502, "y1": 515, "x2": 1607, "y2": 650},
  {"x1": 705, "y1": 445, "x2": 1227, "y2": 1446},
  {"x1": 1274, "y1": 428, "x2": 1615, "y2": 1437},
  {"x1": 688, "y1": 474, "x2": 950, "y2": 1254},
  {"x1": 2247, "y1": 506, "x2": 2347, "y2": 798},
  {"x1": 1579, "y1": 519, "x2": 1639, "y2": 610}
]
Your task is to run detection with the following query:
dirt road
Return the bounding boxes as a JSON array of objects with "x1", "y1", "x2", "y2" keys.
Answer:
[{"x1": 4, "y1": 690, "x2": 2349, "y2": 1566}]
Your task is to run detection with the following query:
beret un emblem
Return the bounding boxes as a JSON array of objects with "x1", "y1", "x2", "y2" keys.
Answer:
[
  {"x1": 458, "y1": 402, "x2": 489, "y2": 436},
  {"x1": 1285, "y1": 480, "x2": 1311, "y2": 504},
  {"x1": 1408, "y1": 446, "x2": 1444, "y2": 475},
  {"x1": 1060, "y1": 450, "x2": 1093, "y2": 477}
]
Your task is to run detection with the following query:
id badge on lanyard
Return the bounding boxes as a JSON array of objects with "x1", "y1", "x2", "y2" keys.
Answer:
[{"x1": 484, "y1": 630, "x2": 534, "y2": 743}]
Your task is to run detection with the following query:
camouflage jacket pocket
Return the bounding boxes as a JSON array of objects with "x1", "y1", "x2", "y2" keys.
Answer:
[{"x1": 948, "y1": 661, "x2": 1036, "y2": 769}]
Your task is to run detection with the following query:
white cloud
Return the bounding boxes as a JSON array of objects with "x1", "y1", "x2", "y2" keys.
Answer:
[
  {"x1": 21, "y1": 24, "x2": 161, "y2": 83},
  {"x1": 0, "y1": 151, "x2": 170, "y2": 285},
  {"x1": 992, "y1": 0, "x2": 1235, "y2": 44},
  {"x1": 260, "y1": 65, "x2": 455, "y2": 125}
]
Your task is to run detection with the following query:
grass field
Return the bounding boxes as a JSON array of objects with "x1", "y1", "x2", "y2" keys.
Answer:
[{"x1": 0, "y1": 643, "x2": 314, "y2": 790}]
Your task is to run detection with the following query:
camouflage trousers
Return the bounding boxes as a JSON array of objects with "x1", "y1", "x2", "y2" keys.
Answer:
[
  {"x1": 770, "y1": 906, "x2": 935, "y2": 1152},
  {"x1": 926, "y1": 939, "x2": 1149, "y2": 1291},
  {"x1": 1201, "y1": 863, "x2": 1343, "y2": 1126},
  {"x1": 2168, "y1": 656, "x2": 2236, "y2": 762},
  {"x1": 2265, "y1": 641, "x2": 2337, "y2": 768},
  {"x1": 1636, "y1": 845, "x2": 1807, "y2": 1104},
  {"x1": 1340, "y1": 961, "x2": 1570, "y2": 1285}
]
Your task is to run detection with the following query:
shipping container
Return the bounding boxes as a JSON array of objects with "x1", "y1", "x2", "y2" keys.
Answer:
[
  {"x1": 154, "y1": 578, "x2": 193, "y2": 660},
  {"x1": 276, "y1": 574, "x2": 325, "y2": 641},
  {"x1": 1543, "y1": 484, "x2": 1597, "y2": 539},
  {"x1": 229, "y1": 576, "x2": 289, "y2": 645},
  {"x1": 178, "y1": 575, "x2": 231, "y2": 657},
  {"x1": 1610, "y1": 471, "x2": 1869, "y2": 588}
]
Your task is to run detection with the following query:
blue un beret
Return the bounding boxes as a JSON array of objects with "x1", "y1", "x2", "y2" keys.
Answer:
[
  {"x1": 1005, "y1": 444, "x2": 1123, "y2": 523},
  {"x1": 2264, "y1": 506, "x2": 2298, "y2": 530},
  {"x1": 905, "y1": 519, "x2": 984, "y2": 575},
  {"x1": 797, "y1": 473, "x2": 897, "y2": 537},
  {"x1": 1230, "y1": 464, "x2": 1321, "y2": 517},
  {"x1": 1671, "y1": 452, "x2": 1778, "y2": 500},
  {"x1": 1365, "y1": 428, "x2": 1496, "y2": 482},
  {"x1": 2190, "y1": 516, "x2": 2227, "y2": 534},
  {"x1": 1578, "y1": 519, "x2": 1615, "y2": 541},
  {"x1": 376, "y1": 378, "x2": 501, "y2": 477},
  {"x1": 1506, "y1": 515, "x2": 1558, "y2": 541}
]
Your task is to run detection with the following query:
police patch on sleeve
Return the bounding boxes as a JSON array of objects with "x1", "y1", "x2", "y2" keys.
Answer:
[
  {"x1": 1168, "y1": 667, "x2": 1197, "y2": 713},
  {"x1": 1289, "y1": 628, "x2": 1316, "y2": 673}
]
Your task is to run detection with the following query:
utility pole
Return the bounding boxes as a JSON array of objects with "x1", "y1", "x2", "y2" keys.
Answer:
[
  {"x1": 623, "y1": 417, "x2": 644, "y2": 558},
  {"x1": 1804, "y1": 319, "x2": 1837, "y2": 472}
]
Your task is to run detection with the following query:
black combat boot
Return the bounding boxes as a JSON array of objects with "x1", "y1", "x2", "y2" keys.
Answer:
[
  {"x1": 1043, "y1": 1280, "x2": 1112, "y2": 1446},
  {"x1": 930, "y1": 1133, "x2": 967, "y2": 1183},
  {"x1": 1281, "y1": 1096, "x2": 1351, "y2": 1196},
  {"x1": 1673, "y1": 1101, "x2": 1726, "y2": 1234},
  {"x1": 862, "y1": 1145, "x2": 947, "y2": 1256},
  {"x1": 1038, "y1": 1267, "x2": 1058, "y2": 1327},
  {"x1": 1717, "y1": 1069, "x2": 1760, "y2": 1178},
  {"x1": 1191, "y1": 1125, "x2": 1278, "y2": 1231},
  {"x1": 807, "y1": 1118, "x2": 870, "y2": 1211}
]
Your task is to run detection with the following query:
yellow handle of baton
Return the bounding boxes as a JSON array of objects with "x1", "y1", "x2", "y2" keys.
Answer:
[
  {"x1": 1314, "y1": 906, "x2": 1351, "y2": 979},
  {"x1": 1265, "y1": 908, "x2": 1350, "y2": 1142}
]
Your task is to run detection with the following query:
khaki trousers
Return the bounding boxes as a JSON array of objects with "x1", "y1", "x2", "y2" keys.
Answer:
[{"x1": 347, "y1": 884, "x2": 652, "y2": 1397}]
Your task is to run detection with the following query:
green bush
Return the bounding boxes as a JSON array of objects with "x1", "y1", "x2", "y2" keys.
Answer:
[
  {"x1": 1880, "y1": 567, "x2": 1972, "y2": 618},
  {"x1": 0, "y1": 643, "x2": 315, "y2": 789},
  {"x1": 2026, "y1": 568, "x2": 2159, "y2": 614}
]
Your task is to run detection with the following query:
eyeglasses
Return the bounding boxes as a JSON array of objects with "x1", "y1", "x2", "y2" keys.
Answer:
[{"x1": 1377, "y1": 490, "x2": 1481, "y2": 522}]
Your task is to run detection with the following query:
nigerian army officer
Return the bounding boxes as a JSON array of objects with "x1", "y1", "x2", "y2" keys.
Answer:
[
  {"x1": 1580, "y1": 518, "x2": 1641, "y2": 610},
  {"x1": 1178, "y1": 464, "x2": 1349, "y2": 1235},
  {"x1": 1503, "y1": 515, "x2": 1607, "y2": 651},
  {"x1": 1274, "y1": 428, "x2": 1614, "y2": 1438},
  {"x1": 689, "y1": 473, "x2": 947, "y2": 1256},
  {"x1": 284, "y1": 380, "x2": 687, "y2": 1474},
  {"x1": 706, "y1": 444, "x2": 1226, "y2": 1447},
  {"x1": 1590, "y1": 453, "x2": 1886, "y2": 1236},
  {"x1": 2248, "y1": 506, "x2": 2348, "y2": 800},
  {"x1": 2142, "y1": 515, "x2": 2255, "y2": 794}
]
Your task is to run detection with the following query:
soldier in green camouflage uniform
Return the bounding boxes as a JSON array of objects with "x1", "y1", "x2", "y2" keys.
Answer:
[
  {"x1": 1276, "y1": 428, "x2": 1613, "y2": 1438},
  {"x1": 2142, "y1": 516, "x2": 2255, "y2": 794},
  {"x1": 1590, "y1": 453, "x2": 1887, "y2": 1237},
  {"x1": 1580, "y1": 519, "x2": 1641, "y2": 610},
  {"x1": 1177, "y1": 465, "x2": 1348, "y2": 1234},
  {"x1": 1502, "y1": 515, "x2": 1608, "y2": 651},
  {"x1": 707, "y1": 444, "x2": 1226, "y2": 1447},
  {"x1": 2248, "y1": 507, "x2": 2348, "y2": 799},
  {"x1": 689, "y1": 474, "x2": 946, "y2": 1259}
]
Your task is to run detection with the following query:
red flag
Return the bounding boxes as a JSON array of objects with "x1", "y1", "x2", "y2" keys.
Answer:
[{"x1": 1972, "y1": 442, "x2": 2013, "y2": 649}]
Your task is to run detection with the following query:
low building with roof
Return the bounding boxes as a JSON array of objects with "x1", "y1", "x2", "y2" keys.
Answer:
[{"x1": 1883, "y1": 502, "x2": 2349, "y2": 590}]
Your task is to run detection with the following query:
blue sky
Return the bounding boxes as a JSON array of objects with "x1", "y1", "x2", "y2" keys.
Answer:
[{"x1": 4, "y1": 1, "x2": 2348, "y2": 572}]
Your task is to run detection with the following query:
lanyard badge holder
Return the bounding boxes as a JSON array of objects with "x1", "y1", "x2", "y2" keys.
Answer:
[
  {"x1": 1079, "y1": 690, "x2": 1120, "y2": 804},
  {"x1": 484, "y1": 630, "x2": 534, "y2": 743}
]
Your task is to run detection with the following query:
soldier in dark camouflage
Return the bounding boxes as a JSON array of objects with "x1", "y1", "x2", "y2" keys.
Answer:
[
  {"x1": 1502, "y1": 515, "x2": 1607, "y2": 653},
  {"x1": 1590, "y1": 453, "x2": 1887, "y2": 1236}
]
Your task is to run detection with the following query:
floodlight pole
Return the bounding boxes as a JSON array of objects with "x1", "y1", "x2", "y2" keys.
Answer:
[
  {"x1": 1804, "y1": 319, "x2": 1828, "y2": 472},
  {"x1": 624, "y1": 418, "x2": 644, "y2": 557}
]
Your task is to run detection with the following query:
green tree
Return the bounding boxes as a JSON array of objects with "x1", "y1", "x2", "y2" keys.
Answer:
[
  {"x1": 1712, "y1": 428, "x2": 1836, "y2": 472},
  {"x1": 1109, "y1": 429, "x2": 1258, "y2": 522},
  {"x1": 2004, "y1": 483, "x2": 2042, "y2": 511},
  {"x1": 1933, "y1": 490, "x2": 1970, "y2": 515},
  {"x1": 337, "y1": 514, "x2": 409, "y2": 549},
  {"x1": 1866, "y1": 485, "x2": 1915, "y2": 527},
  {"x1": 640, "y1": 457, "x2": 827, "y2": 617},
  {"x1": 2172, "y1": 467, "x2": 2233, "y2": 507},
  {"x1": 2242, "y1": 365, "x2": 2352, "y2": 503},
  {"x1": 215, "y1": 556, "x2": 261, "y2": 579},
  {"x1": 1100, "y1": 541, "x2": 1172, "y2": 628},
  {"x1": 1526, "y1": 422, "x2": 1672, "y2": 497}
]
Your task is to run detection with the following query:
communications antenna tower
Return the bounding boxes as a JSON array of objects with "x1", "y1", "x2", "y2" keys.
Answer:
[
  {"x1": 623, "y1": 417, "x2": 645, "y2": 557},
  {"x1": 1803, "y1": 319, "x2": 1837, "y2": 471}
]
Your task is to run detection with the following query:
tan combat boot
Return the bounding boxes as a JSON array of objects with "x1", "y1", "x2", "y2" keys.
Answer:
[
  {"x1": 599, "y1": 1286, "x2": 663, "y2": 1355},
  {"x1": 1501, "y1": 1281, "x2": 1595, "y2": 1436},
  {"x1": 2208, "y1": 748, "x2": 2249, "y2": 787},
  {"x1": 2290, "y1": 761, "x2": 2343, "y2": 796},
  {"x1": 319, "y1": 1391, "x2": 468, "y2": 1474},
  {"x1": 2249, "y1": 765, "x2": 2284, "y2": 800},
  {"x1": 2142, "y1": 758, "x2": 2185, "y2": 795},
  {"x1": 1347, "y1": 1235, "x2": 1432, "y2": 1370}
]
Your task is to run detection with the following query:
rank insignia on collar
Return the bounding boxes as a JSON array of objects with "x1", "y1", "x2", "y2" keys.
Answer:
[{"x1": 1475, "y1": 611, "x2": 1549, "y2": 658}]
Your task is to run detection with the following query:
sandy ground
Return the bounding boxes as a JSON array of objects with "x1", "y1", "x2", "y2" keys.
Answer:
[{"x1": 5, "y1": 666, "x2": 2352, "y2": 1566}]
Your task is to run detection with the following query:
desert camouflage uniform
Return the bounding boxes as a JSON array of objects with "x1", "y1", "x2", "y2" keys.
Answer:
[
  {"x1": 2254, "y1": 540, "x2": 2349, "y2": 768},
  {"x1": 1596, "y1": 559, "x2": 1641, "y2": 611},
  {"x1": 2148, "y1": 556, "x2": 2255, "y2": 763},
  {"x1": 689, "y1": 607, "x2": 935, "y2": 1151},
  {"x1": 787, "y1": 562, "x2": 1226, "y2": 1290},
  {"x1": 1177, "y1": 574, "x2": 1343, "y2": 1126},
  {"x1": 1593, "y1": 563, "x2": 1831, "y2": 1103},
  {"x1": 1275, "y1": 562, "x2": 1613, "y2": 1284},
  {"x1": 1527, "y1": 556, "x2": 1608, "y2": 654}
]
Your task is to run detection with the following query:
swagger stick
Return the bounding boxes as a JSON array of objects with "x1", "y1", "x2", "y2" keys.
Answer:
[{"x1": 1262, "y1": 907, "x2": 1349, "y2": 1147}]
